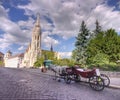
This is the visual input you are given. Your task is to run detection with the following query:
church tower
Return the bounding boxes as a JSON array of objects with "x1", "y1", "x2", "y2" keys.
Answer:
[
  {"x1": 23, "y1": 13, "x2": 42, "y2": 67},
  {"x1": 4, "y1": 50, "x2": 12, "y2": 67},
  {"x1": 50, "y1": 44, "x2": 53, "y2": 52},
  {"x1": 4, "y1": 50, "x2": 12, "y2": 59},
  {"x1": 30, "y1": 13, "x2": 41, "y2": 66}
]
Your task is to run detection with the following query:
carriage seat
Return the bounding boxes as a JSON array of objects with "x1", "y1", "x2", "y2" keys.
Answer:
[{"x1": 76, "y1": 68, "x2": 84, "y2": 72}]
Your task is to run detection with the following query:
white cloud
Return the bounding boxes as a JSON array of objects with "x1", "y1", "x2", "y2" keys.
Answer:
[
  {"x1": 18, "y1": 17, "x2": 34, "y2": 30},
  {"x1": 1, "y1": 0, "x2": 120, "y2": 54},
  {"x1": 0, "y1": 5, "x2": 8, "y2": 18},
  {"x1": 0, "y1": 4, "x2": 33, "y2": 50},
  {"x1": 86, "y1": 4, "x2": 120, "y2": 32},
  {"x1": 0, "y1": 17, "x2": 31, "y2": 48},
  {"x1": 59, "y1": 52, "x2": 72, "y2": 58},
  {"x1": 42, "y1": 32, "x2": 59, "y2": 48},
  {"x1": 18, "y1": 46, "x2": 25, "y2": 51},
  {"x1": 17, "y1": 0, "x2": 120, "y2": 40}
]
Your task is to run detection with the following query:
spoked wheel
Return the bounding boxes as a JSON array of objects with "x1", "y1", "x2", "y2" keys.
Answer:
[
  {"x1": 89, "y1": 76, "x2": 105, "y2": 91},
  {"x1": 65, "y1": 74, "x2": 71, "y2": 84},
  {"x1": 100, "y1": 74, "x2": 110, "y2": 87}
]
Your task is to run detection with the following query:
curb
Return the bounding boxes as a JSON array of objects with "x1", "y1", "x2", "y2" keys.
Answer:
[{"x1": 109, "y1": 85, "x2": 120, "y2": 89}]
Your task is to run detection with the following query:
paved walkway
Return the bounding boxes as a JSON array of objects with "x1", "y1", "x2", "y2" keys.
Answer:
[
  {"x1": 0, "y1": 68, "x2": 119, "y2": 100},
  {"x1": 24, "y1": 68, "x2": 120, "y2": 88}
]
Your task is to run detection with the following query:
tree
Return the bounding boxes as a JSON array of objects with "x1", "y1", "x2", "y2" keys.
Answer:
[
  {"x1": 73, "y1": 21, "x2": 90, "y2": 66},
  {"x1": 87, "y1": 28, "x2": 120, "y2": 64},
  {"x1": 72, "y1": 49, "x2": 77, "y2": 61},
  {"x1": 90, "y1": 20, "x2": 102, "y2": 39},
  {"x1": 87, "y1": 31, "x2": 105, "y2": 64},
  {"x1": 34, "y1": 50, "x2": 55, "y2": 67},
  {"x1": 53, "y1": 58, "x2": 75, "y2": 66},
  {"x1": 0, "y1": 61, "x2": 4, "y2": 67},
  {"x1": 34, "y1": 56, "x2": 44, "y2": 67},
  {"x1": 102, "y1": 29, "x2": 120, "y2": 62},
  {"x1": 42, "y1": 50, "x2": 55, "y2": 60},
  {"x1": 94, "y1": 20, "x2": 102, "y2": 35}
]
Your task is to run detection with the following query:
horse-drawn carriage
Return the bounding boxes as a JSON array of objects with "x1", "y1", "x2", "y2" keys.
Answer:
[{"x1": 50, "y1": 65, "x2": 110, "y2": 91}]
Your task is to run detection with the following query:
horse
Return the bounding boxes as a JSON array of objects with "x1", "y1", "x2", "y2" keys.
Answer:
[{"x1": 49, "y1": 64, "x2": 68, "y2": 81}]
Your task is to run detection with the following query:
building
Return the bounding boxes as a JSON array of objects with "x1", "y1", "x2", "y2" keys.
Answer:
[
  {"x1": 4, "y1": 13, "x2": 60, "y2": 68},
  {"x1": 0, "y1": 51, "x2": 4, "y2": 67},
  {"x1": 4, "y1": 50, "x2": 24, "y2": 68},
  {"x1": 22, "y1": 13, "x2": 41, "y2": 67}
]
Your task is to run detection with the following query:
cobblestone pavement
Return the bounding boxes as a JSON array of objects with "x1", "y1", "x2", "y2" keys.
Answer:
[{"x1": 0, "y1": 68, "x2": 120, "y2": 100}]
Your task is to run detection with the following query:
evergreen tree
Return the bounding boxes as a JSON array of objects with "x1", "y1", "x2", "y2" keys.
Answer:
[
  {"x1": 92, "y1": 20, "x2": 102, "y2": 38},
  {"x1": 74, "y1": 21, "x2": 90, "y2": 66},
  {"x1": 95, "y1": 20, "x2": 102, "y2": 34}
]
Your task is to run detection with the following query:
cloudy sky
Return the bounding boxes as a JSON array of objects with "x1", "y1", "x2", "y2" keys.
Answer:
[{"x1": 0, "y1": 0, "x2": 120, "y2": 58}]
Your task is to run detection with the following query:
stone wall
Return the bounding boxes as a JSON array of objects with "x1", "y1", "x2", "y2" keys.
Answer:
[{"x1": 101, "y1": 71, "x2": 120, "y2": 77}]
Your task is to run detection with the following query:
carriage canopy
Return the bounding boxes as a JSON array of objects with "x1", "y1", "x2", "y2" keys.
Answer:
[{"x1": 43, "y1": 60, "x2": 53, "y2": 68}]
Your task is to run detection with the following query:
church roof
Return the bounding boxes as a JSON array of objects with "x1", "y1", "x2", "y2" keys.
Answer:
[
  {"x1": 7, "y1": 50, "x2": 12, "y2": 54},
  {"x1": 0, "y1": 51, "x2": 4, "y2": 55},
  {"x1": 35, "y1": 13, "x2": 40, "y2": 27},
  {"x1": 8, "y1": 53, "x2": 24, "y2": 59},
  {"x1": 42, "y1": 49, "x2": 52, "y2": 52}
]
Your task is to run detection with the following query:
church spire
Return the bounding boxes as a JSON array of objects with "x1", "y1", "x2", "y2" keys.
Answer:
[
  {"x1": 50, "y1": 44, "x2": 53, "y2": 52},
  {"x1": 35, "y1": 13, "x2": 40, "y2": 27}
]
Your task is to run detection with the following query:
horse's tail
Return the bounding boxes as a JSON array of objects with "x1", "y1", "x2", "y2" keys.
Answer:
[
  {"x1": 51, "y1": 68, "x2": 57, "y2": 73},
  {"x1": 49, "y1": 65, "x2": 57, "y2": 73}
]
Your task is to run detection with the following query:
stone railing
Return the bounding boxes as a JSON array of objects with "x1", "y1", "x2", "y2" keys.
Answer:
[{"x1": 100, "y1": 71, "x2": 120, "y2": 78}]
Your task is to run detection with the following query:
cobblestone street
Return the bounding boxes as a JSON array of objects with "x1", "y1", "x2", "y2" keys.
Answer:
[{"x1": 0, "y1": 68, "x2": 120, "y2": 100}]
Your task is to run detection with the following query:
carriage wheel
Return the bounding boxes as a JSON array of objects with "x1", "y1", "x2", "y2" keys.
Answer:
[
  {"x1": 89, "y1": 76, "x2": 105, "y2": 91},
  {"x1": 65, "y1": 74, "x2": 71, "y2": 84},
  {"x1": 101, "y1": 74, "x2": 110, "y2": 87},
  {"x1": 74, "y1": 74, "x2": 81, "y2": 82}
]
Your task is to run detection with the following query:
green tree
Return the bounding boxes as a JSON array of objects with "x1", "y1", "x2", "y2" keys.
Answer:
[
  {"x1": 87, "y1": 28, "x2": 120, "y2": 64},
  {"x1": 90, "y1": 20, "x2": 102, "y2": 39},
  {"x1": 72, "y1": 49, "x2": 77, "y2": 61},
  {"x1": 94, "y1": 20, "x2": 102, "y2": 35},
  {"x1": 34, "y1": 56, "x2": 44, "y2": 67},
  {"x1": 87, "y1": 31, "x2": 105, "y2": 64},
  {"x1": 74, "y1": 21, "x2": 90, "y2": 66},
  {"x1": 102, "y1": 29, "x2": 120, "y2": 62},
  {"x1": 34, "y1": 50, "x2": 55, "y2": 67},
  {"x1": 53, "y1": 58, "x2": 75, "y2": 66},
  {"x1": 92, "y1": 52, "x2": 109, "y2": 65},
  {"x1": 0, "y1": 61, "x2": 4, "y2": 66},
  {"x1": 42, "y1": 50, "x2": 55, "y2": 60}
]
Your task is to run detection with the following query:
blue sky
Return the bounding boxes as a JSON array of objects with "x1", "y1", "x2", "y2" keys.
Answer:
[{"x1": 0, "y1": 0, "x2": 120, "y2": 58}]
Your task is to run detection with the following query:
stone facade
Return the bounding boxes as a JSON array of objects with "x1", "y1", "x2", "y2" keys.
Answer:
[
  {"x1": 4, "y1": 51, "x2": 24, "y2": 68},
  {"x1": 22, "y1": 14, "x2": 41, "y2": 67}
]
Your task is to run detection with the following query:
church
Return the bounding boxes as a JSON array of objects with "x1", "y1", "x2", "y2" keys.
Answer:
[{"x1": 4, "y1": 14, "x2": 60, "y2": 68}]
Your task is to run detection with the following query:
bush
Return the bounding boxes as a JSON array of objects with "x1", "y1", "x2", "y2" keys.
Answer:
[
  {"x1": 92, "y1": 53, "x2": 109, "y2": 65},
  {"x1": 0, "y1": 61, "x2": 4, "y2": 66}
]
